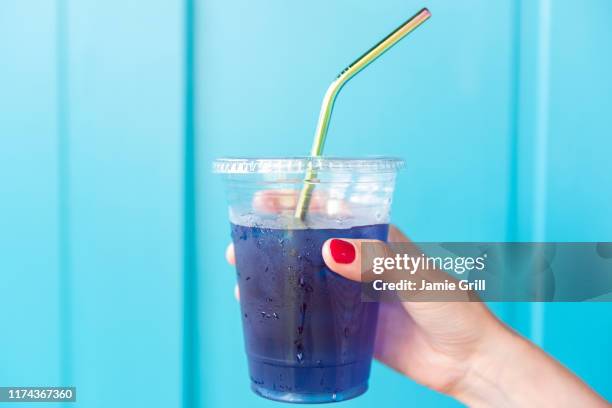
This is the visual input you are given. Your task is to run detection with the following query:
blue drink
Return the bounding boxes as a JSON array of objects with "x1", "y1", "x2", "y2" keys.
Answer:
[
  {"x1": 215, "y1": 157, "x2": 403, "y2": 403},
  {"x1": 231, "y1": 223, "x2": 388, "y2": 403}
]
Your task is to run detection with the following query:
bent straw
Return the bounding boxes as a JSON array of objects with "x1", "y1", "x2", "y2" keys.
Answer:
[{"x1": 294, "y1": 7, "x2": 431, "y2": 220}]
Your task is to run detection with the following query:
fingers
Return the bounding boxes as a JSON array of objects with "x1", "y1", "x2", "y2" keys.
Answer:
[
  {"x1": 252, "y1": 189, "x2": 349, "y2": 216},
  {"x1": 227, "y1": 246, "x2": 239, "y2": 301},
  {"x1": 253, "y1": 189, "x2": 300, "y2": 213},
  {"x1": 225, "y1": 243, "x2": 235, "y2": 265}
]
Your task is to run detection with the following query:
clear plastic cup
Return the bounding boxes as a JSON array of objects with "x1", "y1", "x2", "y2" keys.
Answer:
[{"x1": 214, "y1": 157, "x2": 403, "y2": 403}]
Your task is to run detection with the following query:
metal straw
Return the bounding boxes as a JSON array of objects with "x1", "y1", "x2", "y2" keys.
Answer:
[{"x1": 294, "y1": 7, "x2": 431, "y2": 220}]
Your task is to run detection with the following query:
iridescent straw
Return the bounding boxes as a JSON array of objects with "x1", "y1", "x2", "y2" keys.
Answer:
[{"x1": 294, "y1": 7, "x2": 431, "y2": 220}]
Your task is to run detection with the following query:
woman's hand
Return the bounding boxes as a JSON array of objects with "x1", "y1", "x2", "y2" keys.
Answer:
[{"x1": 322, "y1": 225, "x2": 508, "y2": 398}]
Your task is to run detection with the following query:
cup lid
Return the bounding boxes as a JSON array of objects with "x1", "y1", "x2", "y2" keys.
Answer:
[{"x1": 213, "y1": 157, "x2": 404, "y2": 174}]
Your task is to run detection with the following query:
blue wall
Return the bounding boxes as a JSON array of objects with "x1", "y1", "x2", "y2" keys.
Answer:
[
  {"x1": 1, "y1": 0, "x2": 183, "y2": 406},
  {"x1": 1, "y1": 1, "x2": 610, "y2": 407}
]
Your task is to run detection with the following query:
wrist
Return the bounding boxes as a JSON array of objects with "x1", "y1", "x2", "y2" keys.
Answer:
[
  {"x1": 450, "y1": 318, "x2": 607, "y2": 408},
  {"x1": 450, "y1": 318, "x2": 528, "y2": 407}
]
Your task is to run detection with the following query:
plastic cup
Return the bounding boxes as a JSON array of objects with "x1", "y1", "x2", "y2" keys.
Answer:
[{"x1": 214, "y1": 157, "x2": 403, "y2": 403}]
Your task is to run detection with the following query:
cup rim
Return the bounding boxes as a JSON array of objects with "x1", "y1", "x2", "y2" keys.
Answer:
[{"x1": 213, "y1": 156, "x2": 404, "y2": 174}]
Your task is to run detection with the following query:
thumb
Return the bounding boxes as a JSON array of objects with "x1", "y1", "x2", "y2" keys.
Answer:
[
  {"x1": 322, "y1": 225, "x2": 411, "y2": 281},
  {"x1": 322, "y1": 238, "x2": 390, "y2": 282}
]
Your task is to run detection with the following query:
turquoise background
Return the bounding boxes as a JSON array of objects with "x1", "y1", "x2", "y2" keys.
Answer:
[{"x1": 1, "y1": 0, "x2": 610, "y2": 407}]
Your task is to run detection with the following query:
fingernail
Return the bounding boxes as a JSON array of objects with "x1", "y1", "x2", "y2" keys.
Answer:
[{"x1": 329, "y1": 239, "x2": 356, "y2": 264}]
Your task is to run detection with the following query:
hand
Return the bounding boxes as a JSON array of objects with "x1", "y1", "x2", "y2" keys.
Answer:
[
  {"x1": 322, "y1": 225, "x2": 503, "y2": 396},
  {"x1": 319, "y1": 225, "x2": 607, "y2": 407}
]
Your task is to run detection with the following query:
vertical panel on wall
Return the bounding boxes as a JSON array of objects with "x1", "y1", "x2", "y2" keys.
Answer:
[
  {"x1": 506, "y1": 0, "x2": 550, "y2": 341},
  {"x1": 198, "y1": 1, "x2": 514, "y2": 407},
  {"x1": 0, "y1": 0, "x2": 61, "y2": 385},
  {"x1": 182, "y1": 0, "x2": 199, "y2": 406},
  {"x1": 65, "y1": 0, "x2": 184, "y2": 406},
  {"x1": 514, "y1": 0, "x2": 611, "y2": 400},
  {"x1": 539, "y1": 0, "x2": 612, "y2": 400}
]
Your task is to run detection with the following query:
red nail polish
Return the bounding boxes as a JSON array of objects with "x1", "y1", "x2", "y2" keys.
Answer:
[{"x1": 329, "y1": 239, "x2": 355, "y2": 264}]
